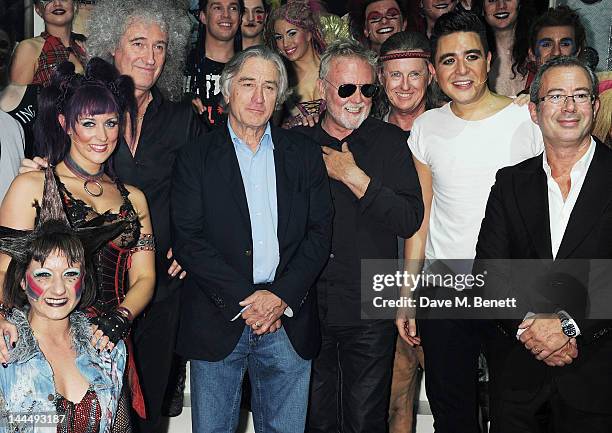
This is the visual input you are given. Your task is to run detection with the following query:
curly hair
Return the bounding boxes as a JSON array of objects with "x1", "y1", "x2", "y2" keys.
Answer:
[
  {"x1": 85, "y1": 0, "x2": 191, "y2": 101},
  {"x1": 264, "y1": 0, "x2": 327, "y2": 55}
]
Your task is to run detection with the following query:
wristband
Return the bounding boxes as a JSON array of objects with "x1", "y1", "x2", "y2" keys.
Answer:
[
  {"x1": 90, "y1": 309, "x2": 131, "y2": 344},
  {"x1": 116, "y1": 306, "x2": 134, "y2": 323}
]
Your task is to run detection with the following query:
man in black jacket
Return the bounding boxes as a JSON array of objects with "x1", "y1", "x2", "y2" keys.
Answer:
[
  {"x1": 171, "y1": 46, "x2": 333, "y2": 433},
  {"x1": 295, "y1": 40, "x2": 424, "y2": 433},
  {"x1": 476, "y1": 56, "x2": 612, "y2": 432}
]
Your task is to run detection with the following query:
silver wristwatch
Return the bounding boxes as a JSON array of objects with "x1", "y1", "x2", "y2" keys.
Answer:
[{"x1": 557, "y1": 310, "x2": 578, "y2": 338}]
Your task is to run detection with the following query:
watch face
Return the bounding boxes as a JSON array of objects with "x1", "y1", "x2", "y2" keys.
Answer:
[{"x1": 562, "y1": 322, "x2": 577, "y2": 337}]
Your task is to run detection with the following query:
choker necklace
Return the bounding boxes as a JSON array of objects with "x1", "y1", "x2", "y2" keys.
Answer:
[{"x1": 64, "y1": 154, "x2": 105, "y2": 197}]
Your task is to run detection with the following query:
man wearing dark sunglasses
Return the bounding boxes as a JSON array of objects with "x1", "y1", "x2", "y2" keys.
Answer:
[{"x1": 295, "y1": 40, "x2": 424, "y2": 433}]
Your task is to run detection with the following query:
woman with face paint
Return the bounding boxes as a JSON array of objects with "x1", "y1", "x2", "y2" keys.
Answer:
[
  {"x1": 0, "y1": 58, "x2": 155, "y2": 418},
  {"x1": 265, "y1": 0, "x2": 328, "y2": 128},
  {"x1": 0, "y1": 168, "x2": 131, "y2": 432},
  {"x1": 9, "y1": 0, "x2": 86, "y2": 87}
]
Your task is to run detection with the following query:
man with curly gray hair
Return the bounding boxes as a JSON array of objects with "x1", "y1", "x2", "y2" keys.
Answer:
[{"x1": 85, "y1": 1, "x2": 206, "y2": 431}]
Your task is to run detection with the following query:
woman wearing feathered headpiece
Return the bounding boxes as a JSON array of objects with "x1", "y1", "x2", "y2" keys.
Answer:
[
  {"x1": 0, "y1": 167, "x2": 130, "y2": 432},
  {"x1": 0, "y1": 57, "x2": 155, "y2": 418}
]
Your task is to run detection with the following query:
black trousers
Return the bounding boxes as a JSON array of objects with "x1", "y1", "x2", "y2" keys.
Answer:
[
  {"x1": 489, "y1": 381, "x2": 612, "y2": 433},
  {"x1": 307, "y1": 320, "x2": 396, "y2": 433},
  {"x1": 131, "y1": 290, "x2": 181, "y2": 433},
  {"x1": 418, "y1": 318, "x2": 482, "y2": 433}
]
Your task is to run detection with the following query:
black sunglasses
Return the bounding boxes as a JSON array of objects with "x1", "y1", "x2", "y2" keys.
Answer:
[{"x1": 324, "y1": 78, "x2": 378, "y2": 99}]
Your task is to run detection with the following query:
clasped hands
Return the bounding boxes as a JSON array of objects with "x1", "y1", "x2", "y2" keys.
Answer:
[
  {"x1": 518, "y1": 314, "x2": 578, "y2": 367},
  {"x1": 239, "y1": 290, "x2": 286, "y2": 336}
]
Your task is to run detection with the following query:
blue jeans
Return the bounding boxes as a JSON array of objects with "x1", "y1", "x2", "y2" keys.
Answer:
[{"x1": 190, "y1": 325, "x2": 311, "y2": 433}]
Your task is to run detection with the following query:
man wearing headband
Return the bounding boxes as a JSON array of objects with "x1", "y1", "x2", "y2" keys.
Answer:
[
  {"x1": 405, "y1": 10, "x2": 542, "y2": 433},
  {"x1": 377, "y1": 31, "x2": 434, "y2": 433},
  {"x1": 295, "y1": 40, "x2": 424, "y2": 433}
]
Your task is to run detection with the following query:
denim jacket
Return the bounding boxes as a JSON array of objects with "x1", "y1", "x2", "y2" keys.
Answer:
[{"x1": 0, "y1": 308, "x2": 126, "y2": 432}]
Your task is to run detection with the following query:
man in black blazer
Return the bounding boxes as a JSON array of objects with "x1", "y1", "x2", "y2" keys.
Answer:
[
  {"x1": 476, "y1": 56, "x2": 612, "y2": 432},
  {"x1": 171, "y1": 46, "x2": 333, "y2": 433}
]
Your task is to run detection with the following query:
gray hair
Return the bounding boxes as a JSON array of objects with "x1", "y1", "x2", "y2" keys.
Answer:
[
  {"x1": 220, "y1": 46, "x2": 289, "y2": 110},
  {"x1": 85, "y1": 0, "x2": 191, "y2": 102},
  {"x1": 530, "y1": 56, "x2": 599, "y2": 105},
  {"x1": 319, "y1": 40, "x2": 378, "y2": 80}
]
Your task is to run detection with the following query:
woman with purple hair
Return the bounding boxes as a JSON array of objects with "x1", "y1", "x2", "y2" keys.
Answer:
[
  {"x1": 265, "y1": 0, "x2": 327, "y2": 127},
  {"x1": 0, "y1": 57, "x2": 155, "y2": 418}
]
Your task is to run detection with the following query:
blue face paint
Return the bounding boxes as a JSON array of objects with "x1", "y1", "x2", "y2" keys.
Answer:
[{"x1": 62, "y1": 268, "x2": 82, "y2": 298}]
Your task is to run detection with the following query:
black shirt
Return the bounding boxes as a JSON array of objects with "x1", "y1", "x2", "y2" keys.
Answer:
[
  {"x1": 295, "y1": 116, "x2": 424, "y2": 324},
  {"x1": 184, "y1": 50, "x2": 227, "y2": 129},
  {"x1": 114, "y1": 86, "x2": 206, "y2": 302},
  {"x1": 5, "y1": 84, "x2": 40, "y2": 158}
]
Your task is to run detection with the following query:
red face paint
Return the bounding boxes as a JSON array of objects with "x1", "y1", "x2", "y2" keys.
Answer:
[
  {"x1": 25, "y1": 273, "x2": 45, "y2": 301},
  {"x1": 255, "y1": 14, "x2": 264, "y2": 23},
  {"x1": 367, "y1": 8, "x2": 400, "y2": 24}
]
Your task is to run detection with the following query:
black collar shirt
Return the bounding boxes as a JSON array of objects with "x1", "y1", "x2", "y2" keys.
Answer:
[
  {"x1": 114, "y1": 86, "x2": 206, "y2": 302},
  {"x1": 295, "y1": 116, "x2": 423, "y2": 324}
]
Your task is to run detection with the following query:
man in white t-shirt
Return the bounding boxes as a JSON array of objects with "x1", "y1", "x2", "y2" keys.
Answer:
[
  {"x1": 0, "y1": 111, "x2": 24, "y2": 202},
  {"x1": 397, "y1": 10, "x2": 543, "y2": 433}
]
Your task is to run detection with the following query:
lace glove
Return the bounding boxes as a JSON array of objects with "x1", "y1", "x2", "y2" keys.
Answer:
[{"x1": 91, "y1": 308, "x2": 132, "y2": 344}]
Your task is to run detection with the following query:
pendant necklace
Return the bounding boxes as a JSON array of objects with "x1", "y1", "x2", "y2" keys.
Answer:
[{"x1": 64, "y1": 154, "x2": 105, "y2": 197}]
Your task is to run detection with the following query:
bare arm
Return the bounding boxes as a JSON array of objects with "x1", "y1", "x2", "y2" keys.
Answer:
[
  {"x1": 120, "y1": 186, "x2": 155, "y2": 318},
  {"x1": 0, "y1": 172, "x2": 43, "y2": 362},
  {"x1": 396, "y1": 157, "x2": 432, "y2": 345},
  {"x1": 8, "y1": 40, "x2": 41, "y2": 86}
]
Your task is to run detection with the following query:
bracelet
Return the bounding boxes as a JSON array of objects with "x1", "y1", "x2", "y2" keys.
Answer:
[
  {"x1": 130, "y1": 233, "x2": 156, "y2": 253},
  {"x1": 116, "y1": 306, "x2": 134, "y2": 323}
]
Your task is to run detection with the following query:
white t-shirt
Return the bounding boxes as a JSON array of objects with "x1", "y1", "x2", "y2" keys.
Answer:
[
  {"x1": 408, "y1": 102, "x2": 543, "y2": 260},
  {"x1": 0, "y1": 111, "x2": 25, "y2": 203}
]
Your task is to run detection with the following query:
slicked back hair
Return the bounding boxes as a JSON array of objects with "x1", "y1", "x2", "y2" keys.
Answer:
[{"x1": 430, "y1": 9, "x2": 489, "y2": 64}]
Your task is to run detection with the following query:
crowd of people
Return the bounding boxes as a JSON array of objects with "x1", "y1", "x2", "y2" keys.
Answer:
[{"x1": 0, "y1": 0, "x2": 611, "y2": 432}]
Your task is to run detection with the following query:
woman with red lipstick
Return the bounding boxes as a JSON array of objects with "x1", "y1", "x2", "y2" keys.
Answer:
[
  {"x1": 9, "y1": 0, "x2": 86, "y2": 87},
  {"x1": 0, "y1": 57, "x2": 155, "y2": 418},
  {"x1": 265, "y1": 0, "x2": 327, "y2": 128}
]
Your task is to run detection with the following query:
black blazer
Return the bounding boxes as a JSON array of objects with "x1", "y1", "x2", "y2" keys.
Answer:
[
  {"x1": 475, "y1": 139, "x2": 612, "y2": 414},
  {"x1": 171, "y1": 125, "x2": 333, "y2": 361}
]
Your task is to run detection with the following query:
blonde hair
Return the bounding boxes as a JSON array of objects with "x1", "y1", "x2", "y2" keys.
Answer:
[{"x1": 594, "y1": 71, "x2": 612, "y2": 146}]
